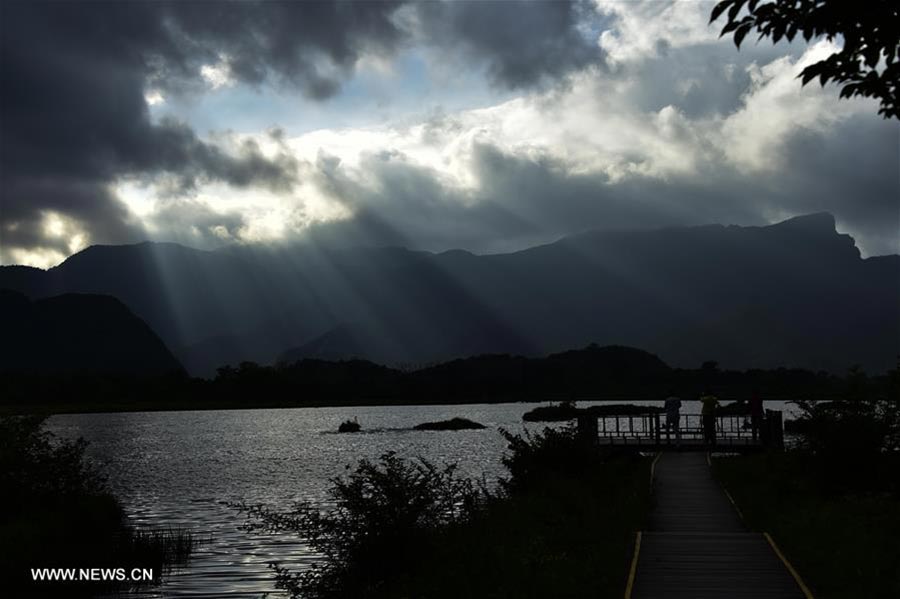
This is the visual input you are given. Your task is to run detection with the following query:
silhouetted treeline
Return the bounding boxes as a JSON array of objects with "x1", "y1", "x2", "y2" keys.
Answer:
[{"x1": 3, "y1": 344, "x2": 895, "y2": 413}]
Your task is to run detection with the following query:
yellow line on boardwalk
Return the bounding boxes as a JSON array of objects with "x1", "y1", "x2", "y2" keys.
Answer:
[
  {"x1": 649, "y1": 452, "x2": 662, "y2": 486},
  {"x1": 624, "y1": 531, "x2": 642, "y2": 599},
  {"x1": 628, "y1": 454, "x2": 656, "y2": 598},
  {"x1": 708, "y1": 454, "x2": 747, "y2": 523},
  {"x1": 723, "y1": 488, "x2": 745, "y2": 522},
  {"x1": 764, "y1": 532, "x2": 815, "y2": 599}
]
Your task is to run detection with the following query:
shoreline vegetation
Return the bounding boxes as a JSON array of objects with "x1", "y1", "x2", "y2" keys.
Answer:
[
  {"x1": 239, "y1": 426, "x2": 652, "y2": 599},
  {"x1": 3, "y1": 345, "x2": 895, "y2": 417},
  {"x1": 713, "y1": 377, "x2": 899, "y2": 598},
  {"x1": 714, "y1": 453, "x2": 900, "y2": 599},
  {"x1": 1, "y1": 416, "x2": 198, "y2": 596}
]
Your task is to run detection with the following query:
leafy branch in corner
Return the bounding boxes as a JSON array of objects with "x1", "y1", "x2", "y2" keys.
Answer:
[{"x1": 711, "y1": 0, "x2": 900, "y2": 119}]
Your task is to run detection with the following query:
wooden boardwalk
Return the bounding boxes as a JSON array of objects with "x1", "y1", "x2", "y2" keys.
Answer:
[{"x1": 628, "y1": 452, "x2": 809, "y2": 599}]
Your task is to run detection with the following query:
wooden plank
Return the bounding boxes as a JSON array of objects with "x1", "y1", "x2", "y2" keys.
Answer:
[{"x1": 629, "y1": 452, "x2": 807, "y2": 599}]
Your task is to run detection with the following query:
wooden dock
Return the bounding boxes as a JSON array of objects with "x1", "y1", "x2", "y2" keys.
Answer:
[
  {"x1": 627, "y1": 452, "x2": 810, "y2": 599},
  {"x1": 576, "y1": 409, "x2": 785, "y2": 453}
]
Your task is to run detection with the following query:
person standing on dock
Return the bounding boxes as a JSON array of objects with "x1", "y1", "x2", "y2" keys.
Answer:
[
  {"x1": 664, "y1": 391, "x2": 682, "y2": 446},
  {"x1": 700, "y1": 389, "x2": 719, "y2": 446},
  {"x1": 749, "y1": 389, "x2": 764, "y2": 442}
]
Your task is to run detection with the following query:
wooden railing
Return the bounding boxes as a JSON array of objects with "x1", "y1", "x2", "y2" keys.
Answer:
[{"x1": 577, "y1": 409, "x2": 784, "y2": 450}]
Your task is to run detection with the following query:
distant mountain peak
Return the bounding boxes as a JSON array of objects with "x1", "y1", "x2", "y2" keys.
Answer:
[
  {"x1": 53, "y1": 240, "x2": 211, "y2": 272},
  {"x1": 769, "y1": 212, "x2": 836, "y2": 232}
]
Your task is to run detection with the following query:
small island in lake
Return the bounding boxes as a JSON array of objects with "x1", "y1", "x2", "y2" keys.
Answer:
[
  {"x1": 338, "y1": 419, "x2": 361, "y2": 433},
  {"x1": 413, "y1": 417, "x2": 486, "y2": 431}
]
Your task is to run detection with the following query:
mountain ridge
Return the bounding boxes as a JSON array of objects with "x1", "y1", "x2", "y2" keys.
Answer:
[
  {"x1": 0, "y1": 290, "x2": 183, "y2": 375},
  {"x1": 5, "y1": 212, "x2": 876, "y2": 272},
  {"x1": 1, "y1": 213, "x2": 896, "y2": 375}
]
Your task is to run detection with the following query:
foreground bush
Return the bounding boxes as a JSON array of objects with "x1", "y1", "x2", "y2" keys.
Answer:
[
  {"x1": 245, "y1": 426, "x2": 650, "y2": 599},
  {"x1": 240, "y1": 452, "x2": 480, "y2": 599},
  {"x1": 499, "y1": 424, "x2": 617, "y2": 492},
  {"x1": 0, "y1": 416, "x2": 196, "y2": 595}
]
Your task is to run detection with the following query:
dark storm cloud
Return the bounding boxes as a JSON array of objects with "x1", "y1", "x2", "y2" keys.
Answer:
[
  {"x1": 141, "y1": 124, "x2": 300, "y2": 194},
  {"x1": 1, "y1": 1, "x2": 346, "y2": 256},
  {"x1": 0, "y1": 178, "x2": 144, "y2": 257},
  {"x1": 620, "y1": 42, "x2": 787, "y2": 118},
  {"x1": 148, "y1": 198, "x2": 248, "y2": 247},
  {"x1": 305, "y1": 125, "x2": 898, "y2": 257},
  {"x1": 304, "y1": 143, "x2": 721, "y2": 253},
  {"x1": 416, "y1": 0, "x2": 604, "y2": 89},
  {"x1": 0, "y1": 0, "x2": 605, "y2": 262},
  {"x1": 149, "y1": 0, "x2": 407, "y2": 98}
]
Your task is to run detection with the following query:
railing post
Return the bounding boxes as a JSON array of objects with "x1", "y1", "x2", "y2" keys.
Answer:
[
  {"x1": 664, "y1": 413, "x2": 670, "y2": 444},
  {"x1": 654, "y1": 413, "x2": 661, "y2": 446}
]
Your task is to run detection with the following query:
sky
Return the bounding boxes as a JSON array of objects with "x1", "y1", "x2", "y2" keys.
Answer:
[{"x1": 1, "y1": 0, "x2": 897, "y2": 269}]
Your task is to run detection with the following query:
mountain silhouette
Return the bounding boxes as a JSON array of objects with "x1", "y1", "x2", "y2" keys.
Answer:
[
  {"x1": 278, "y1": 324, "x2": 370, "y2": 363},
  {"x1": 0, "y1": 290, "x2": 183, "y2": 374},
  {"x1": 1, "y1": 213, "x2": 896, "y2": 375}
]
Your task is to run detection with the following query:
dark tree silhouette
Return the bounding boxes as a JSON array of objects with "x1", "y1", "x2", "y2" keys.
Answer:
[{"x1": 710, "y1": 0, "x2": 900, "y2": 119}]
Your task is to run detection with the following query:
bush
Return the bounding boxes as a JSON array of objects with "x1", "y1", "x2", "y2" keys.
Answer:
[
  {"x1": 477, "y1": 428, "x2": 651, "y2": 599},
  {"x1": 790, "y1": 367, "x2": 899, "y2": 493},
  {"x1": 500, "y1": 424, "x2": 611, "y2": 493},
  {"x1": 522, "y1": 400, "x2": 580, "y2": 422},
  {"x1": 0, "y1": 416, "x2": 196, "y2": 595},
  {"x1": 239, "y1": 451, "x2": 480, "y2": 599},
  {"x1": 0, "y1": 415, "x2": 107, "y2": 513}
]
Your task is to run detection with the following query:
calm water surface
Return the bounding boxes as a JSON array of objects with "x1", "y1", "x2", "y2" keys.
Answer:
[{"x1": 46, "y1": 400, "x2": 793, "y2": 598}]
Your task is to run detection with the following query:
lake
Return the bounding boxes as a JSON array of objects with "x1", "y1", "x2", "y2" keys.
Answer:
[{"x1": 46, "y1": 400, "x2": 795, "y2": 597}]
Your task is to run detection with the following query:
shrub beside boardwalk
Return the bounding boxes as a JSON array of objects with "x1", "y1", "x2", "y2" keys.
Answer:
[
  {"x1": 714, "y1": 377, "x2": 900, "y2": 598},
  {"x1": 242, "y1": 426, "x2": 652, "y2": 599},
  {"x1": 714, "y1": 453, "x2": 899, "y2": 598}
]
